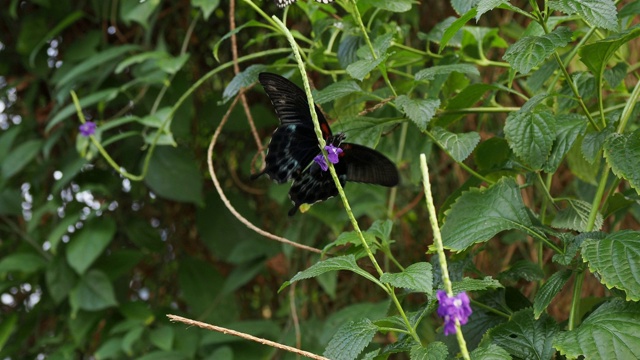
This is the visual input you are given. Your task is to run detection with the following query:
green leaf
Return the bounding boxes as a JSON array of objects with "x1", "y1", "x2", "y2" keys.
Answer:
[
  {"x1": 346, "y1": 54, "x2": 388, "y2": 81},
  {"x1": 120, "y1": 0, "x2": 160, "y2": 29},
  {"x1": 432, "y1": 127, "x2": 480, "y2": 162},
  {"x1": 69, "y1": 269, "x2": 118, "y2": 313},
  {"x1": 504, "y1": 105, "x2": 556, "y2": 170},
  {"x1": 549, "y1": 0, "x2": 618, "y2": 31},
  {"x1": 476, "y1": 0, "x2": 509, "y2": 20},
  {"x1": 395, "y1": 95, "x2": 440, "y2": 131},
  {"x1": 0, "y1": 313, "x2": 17, "y2": 352},
  {"x1": 46, "y1": 256, "x2": 78, "y2": 304},
  {"x1": 552, "y1": 199, "x2": 603, "y2": 232},
  {"x1": 54, "y1": 45, "x2": 140, "y2": 89},
  {"x1": 314, "y1": 81, "x2": 363, "y2": 104},
  {"x1": 323, "y1": 318, "x2": 378, "y2": 360},
  {"x1": 66, "y1": 218, "x2": 116, "y2": 275},
  {"x1": 604, "y1": 129, "x2": 640, "y2": 195},
  {"x1": 581, "y1": 230, "x2": 640, "y2": 301},
  {"x1": 554, "y1": 300, "x2": 640, "y2": 359},
  {"x1": 533, "y1": 270, "x2": 572, "y2": 319},
  {"x1": 503, "y1": 27, "x2": 572, "y2": 74},
  {"x1": 451, "y1": 276, "x2": 503, "y2": 293},
  {"x1": 150, "y1": 326, "x2": 175, "y2": 351},
  {"x1": 191, "y1": 0, "x2": 220, "y2": 20},
  {"x1": 1, "y1": 139, "x2": 42, "y2": 179},
  {"x1": 440, "y1": 9, "x2": 478, "y2": 51},
  {"x1": 222, "y1": 64, "x2": 266, "y2": 103},
  {"x1": 358, "y1": 33, "x2": 394, "y2": 59},
  {"x1": 410, "y1": 342, "x2": 448, "y2": 360},
  {"x1": 488, "y1": 309, "x2": 560, "y2": 360},
  {"x1": 145, "y1": 146, "x2": 204, "y2": 206},
  {"x1": 283, "y1": 255, "x2": 382, "y2": 291},
  {"x1": 469, "y1": 343, "x2": 511, "y2": 360},
  {"x1": 441, "y1": 178, "x2": 533, "y2": 251},
  {"x1": 620, "y1": 1, "x2": 640, "y2": 18},
  {"x1": 338, "y1": 116, "x2": 399, "y2": 148},
  {"x1": 363, "y1": 0, "x2": 412, "y2": 12},
  {"x1": 380, "y1": 262, "x2": 433, "y2": 293},
  {"x1": 0, "y1": 252, "x2": 47, "y2": 274},
  {"x1": 415, "y1": 64, "x2": 480, "y2": 81},
  {"x1": 544, "y1": 114, "x2": 587, "y2": 173},
  {"x1": 498, "y1": 260, "x2": 544, "y2": 282}
]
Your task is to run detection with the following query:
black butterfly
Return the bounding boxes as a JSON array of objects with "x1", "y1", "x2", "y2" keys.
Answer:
[
  {"x1": 252, "y1": 72, "x2": 399, "y2": 215},
  {"x1": 273, "y1": 0, "x2": 334, "y2": 8}
]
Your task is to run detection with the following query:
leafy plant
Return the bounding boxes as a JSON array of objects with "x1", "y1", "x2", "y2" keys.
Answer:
[{"x1": 1, "y1": 0, "x2": 640, "y2": 359}]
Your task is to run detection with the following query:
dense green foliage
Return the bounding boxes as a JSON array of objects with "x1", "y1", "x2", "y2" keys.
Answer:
[{"x1": 1, "y1": 0, "x2": 640, "y2": 359}]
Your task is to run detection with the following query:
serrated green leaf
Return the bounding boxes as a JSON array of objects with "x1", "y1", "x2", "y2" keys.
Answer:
[
  {"x1": 337, "y1": 116, "x2": 397, "y2": 148},
  {"x1": 554, "y1": 300, "x2": 640, "y2": 359},
  {"x1": 469, "y1": 343, "x2": 511, "y2": 360},
  {"x1": 549, "y1": 0, "x2": 618, "y2": 31},
  {"x1": 451, "y1": 0, "x2": 480, "y2": 15},
  {"x1": 314, "y1": 81, "x2": 362, "y2": 104},
  {"x1": 415, "y1": 64, "x2": 479, "y2": 81},
  {"x1": 69, "y1": 269, "x2": 118, "y2": 313},
  {"x1": 145, "y1": 146, "x2": 204, "y2": 206},
  {"x1": 552, "y1": 199, "x2": 603, "y2": 232},
  {"x1": 324, "y1": 318, "x2": 377, "y2": 360},
  {"x1": 396, "y1": 95, "x2": 440, "y2": 131},
  {"x1": 533, "y1": 270, "x2": 572, "y2": 319},
  {"x1": 357, "y1": 32, "x2": 394, "y2": 59},
  {"x1": 120, "y1": 0, "x2": 160, "y2": 28},
  {"x1": 488, "y1": 309, "x2": 560, "y2": 360},
  {"x1": 346, "y1": 54, "x2": 388, "y2": 81},
  {"x1": 222, "y1": 64, "x2": 267, "y2": 103},
  {"x1": 1, "y1": 139, "x2": 42, "y2": 179},
  {"x1": 582, "y1": 123, "x2": 612, "y2": 164},
  {"x1": 426, "y1": 17, "x2": 464, "y2": 47},
  {"x1": 66, "y1": 218, "x2": 116, "y2": 275},
  {"x1": 503, "y1": 27, "x2": 572, "y2": 74},
  {"x1": 504, "y1": 105, "x2": 556, "y2": 170},
  {"x1": 476, "y1": 0, "x2": 509, "y2": 20},
  {"x1": 410, "y1": 342, "x2": 448, "y2": 360},
  {"x1": 499, "y1": 260, "x2": 544, "y2": 282},
  {"x1": 566, "y1": 137, "x2": 600, "y2": 184},
  {"x1": 380, "y1": 262, "x2": 433, "y2": 293},
  {"x1": 603, "y1": 62, "x2": 628, "y2": 88},
  {"x1": 604, "y1": 129, "x2": 640, "y2": 195},
  {"x1": 432, "y1": 127, "x2": 480, "y2": 162},
  {"x1": 582, "y1": 230, "x2": 640, "y2": 301},
  {"x1": 451, "y1": 276, "x2": 503, "y2": 293},
  {"x1": 441, "y1": 178, "x2": 533, "y2": 251},
  {"x1": 283, "y1": 255, "x2": 382, "y2": 291},
  {"x1": 544, "y1": 114, "x2": 587, "y2": 173}
]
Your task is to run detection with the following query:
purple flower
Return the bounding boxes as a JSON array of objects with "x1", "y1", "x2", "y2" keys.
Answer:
[
  {"x1": 325, "y1": 144, "x2": 343, "y2": 164},
  {"x1": 313, "y1": 144, "x2": 343, "y2": 172},
  {"x1": 79, "y1": 121, "x2": 97, "y2": 137},
  {"x1": 437, "y1": 290, "x2": 472, "y2": 336}
]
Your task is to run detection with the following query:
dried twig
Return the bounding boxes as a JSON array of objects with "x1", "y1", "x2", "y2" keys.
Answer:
[{"x1": 167, "y1": 314, "x2": 329, "y2": 360}]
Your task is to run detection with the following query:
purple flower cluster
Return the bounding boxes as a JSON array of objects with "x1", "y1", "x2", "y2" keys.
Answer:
[
  {"x1": 437, "y1": 290, "x2": 472, "y2": 335},
  {"x1": 313, "y1": 144, "x2": 343, "y2": 171},
  {"x1": 79, "y1": 121, "x2": 97, "y2": 137}
]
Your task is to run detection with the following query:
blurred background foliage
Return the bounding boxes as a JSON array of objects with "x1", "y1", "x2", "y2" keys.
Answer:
[{"x1": 1, "y1": 0, "x2": 639, "y2": 359}]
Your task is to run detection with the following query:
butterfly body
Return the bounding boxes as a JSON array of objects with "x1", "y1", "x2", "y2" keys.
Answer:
[{"x1": 254, "y1": 72, "x2": 398, "y2": 215}]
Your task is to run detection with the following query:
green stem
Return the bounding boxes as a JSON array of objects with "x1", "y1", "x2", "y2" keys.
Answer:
[
  {"x1": 470, "y1": 299, "x2": 511, "y2": 318},
  {"x1": 272, "y1": 15, "x2": 421, "y2": 345},
  {"x1": 568, "y1": 269, "x2": 584, "y2": 331},
  {"x1": 420, "y1": 154, "x2": 470, "y2": 360}
]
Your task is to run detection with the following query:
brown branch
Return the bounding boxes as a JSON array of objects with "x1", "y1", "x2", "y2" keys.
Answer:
[{"x1": 167, "y1": 314, "x2": 329, "y2": 360}]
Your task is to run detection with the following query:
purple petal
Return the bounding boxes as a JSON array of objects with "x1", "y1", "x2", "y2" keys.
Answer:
[
  {"x1": 79, "y1": 121, "x2": 97, "y2": 137},
  {"x1": 324, "y1": 144, "x2": 343, "y2": 164},
  {"x1": 437, "y1": 290, "x2": 472, "y2": 335},
  {"x1": 314, "y1": 154, "x2": 328, "y2": 171}
]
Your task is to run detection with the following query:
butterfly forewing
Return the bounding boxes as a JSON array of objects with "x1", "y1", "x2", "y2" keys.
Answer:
[
  {"x1": 341, "y1": 143, "x2": 399, "y2": 187},
  {"x1": 254, "y1": 73, "x2": 330, "y2": 183}
]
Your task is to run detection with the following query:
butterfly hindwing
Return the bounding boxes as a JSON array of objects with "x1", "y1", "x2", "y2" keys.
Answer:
[
  {"x1": 340, "y1": 143, "x2": 399, "y2": 187},
  {"x1": 288, "y1": 158, "x2": 347, "y2": 216},
  {"x1": 253, "y1": 73, "x2": 331, "y2": 183}
]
